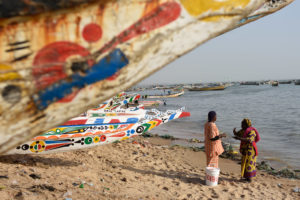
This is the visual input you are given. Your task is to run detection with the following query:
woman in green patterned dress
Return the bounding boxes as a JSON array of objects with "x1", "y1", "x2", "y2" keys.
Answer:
[{"x1": 233, "y1": 119, "x2": 260, "y2": 182}]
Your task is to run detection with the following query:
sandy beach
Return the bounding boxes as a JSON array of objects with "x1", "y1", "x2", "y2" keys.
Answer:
[{"x1": 0, "y1": 136, "x2": 299, "y2": 200}]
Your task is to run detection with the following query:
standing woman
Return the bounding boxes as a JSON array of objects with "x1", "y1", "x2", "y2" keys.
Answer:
[
  {"x1": 204, "y1": 111, "x2": 226, "y2": 168},
  {"x1": 233, "y1": 119, "x2": 260, "y2": 182}
]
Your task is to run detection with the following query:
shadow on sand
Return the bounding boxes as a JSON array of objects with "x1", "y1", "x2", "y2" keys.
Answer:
[
  {"x1": 0, "y1": 154, "x2": 80, "y2": 167},
  {"x1": 121, "y1": 165, "x2": 206, "y2": 184},
  {"x1": 120, "y1": 165, "x2": 243, "y2": 185}
]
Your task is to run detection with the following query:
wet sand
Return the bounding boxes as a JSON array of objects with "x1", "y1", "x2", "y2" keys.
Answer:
[{"x1": 0, "y1": 137, "x2": 299, "y2": 200}]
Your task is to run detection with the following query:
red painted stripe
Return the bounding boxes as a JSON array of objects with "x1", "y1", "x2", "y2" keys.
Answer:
[
  {"x1": 109, "y1": 119, "x2": 121, "y2": 123},
  {"x1": 135, "y1": 94, "x2": 141, "y2": 100},
  {"x1": 110, "y1": 132, "x2": 126, "y2": 137},
  {"x1": 57, "y1": 90, "x2": 80, "y2": 103},
  {"x1": 179, "y1": 112, "x2": 191, "y2": 118},
  {"x1": 153, "y1": 119, "x2": 162, "y2": 126},
  {"x1": 97, "y1": 2, "x2": 181, "y2": 55},
  {"x1": 118, "y1": 2, "x2": 181, "y2": 43},
  {"x1": 62, "y1": 119, "x2": 87, "y2": 125},
  {"x1": 45, "y1": 143, "x2": 69, "y2": 150}
]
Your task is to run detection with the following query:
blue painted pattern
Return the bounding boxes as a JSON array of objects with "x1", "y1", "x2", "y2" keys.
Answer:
[
  {"x1": 34, "y1": 49, "x2": 129, "y2": 110},
  {"x1": 169, "y1": 113, "x2": 176, "y2": 120},
  {"x1": 95, "y1": 118, "x2": 105, "y2": 124},
  {"x1": 239, "y1": 14, "x2": 262, "y2": 24},
  {"x1": 126, "y1": 118, "x2": 139, "y2": 123}
]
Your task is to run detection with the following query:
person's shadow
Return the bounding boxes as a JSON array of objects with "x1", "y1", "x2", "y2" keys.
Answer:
[
  {"x1": 120, "y1": 165, "x2": 241, "y2": 185},
  {"x1": 120, "y1": 165, "x2": 205, "y2": 185}
]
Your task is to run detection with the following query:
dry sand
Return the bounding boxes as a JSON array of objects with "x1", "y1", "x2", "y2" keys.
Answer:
[{"x1": 0, "y1": 136, "x2": 299, "y2": 200}]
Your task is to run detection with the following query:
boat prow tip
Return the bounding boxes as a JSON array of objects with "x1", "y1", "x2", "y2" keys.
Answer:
[{"x1": 179, "y1": 112, "x2": 191, "y2": 118}]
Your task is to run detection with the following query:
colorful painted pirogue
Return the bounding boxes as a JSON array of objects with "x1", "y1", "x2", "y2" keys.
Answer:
[
  {"x1": 94, "y1": 93, "x2": 141, "y2": 111},
  {"x1": 147, "y1": 90, "x2": 185, "y2": 99},
  {"x1": 7, "y1": 108, "x2": 190, "y2": 154},
  {"x1": 0, "y1": 0, "x2": 294, "y2": 154}
]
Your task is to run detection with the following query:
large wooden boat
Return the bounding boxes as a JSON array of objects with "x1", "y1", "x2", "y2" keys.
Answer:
[
  {"x1": 6, "y1": 108, "x2": 190, "y2": 154},
  {"x1": 188, "y1": 85, "x2": 226, "y2": 91},
  {"x1": 0, "y1": 0, "x2": 294, "y2": 154}
]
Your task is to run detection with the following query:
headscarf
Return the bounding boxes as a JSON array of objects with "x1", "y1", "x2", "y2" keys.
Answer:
[
  {"x1": 242, "y1": 118, "x2": 252, "y2": 128},
  {"x1": 240, "y1": 118, "x2": 260, "y2": 156},
  {"x1": 208, "y1": 111, "x2": 216, "y2": 122}
]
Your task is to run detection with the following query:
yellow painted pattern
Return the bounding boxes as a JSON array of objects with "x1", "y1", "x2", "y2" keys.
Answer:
[
  {"x1": 120, "y1": 136, "x2": 129, "y2": 141},
  {"x1": 180, "y1": 0, "x2": 251, "y2": 19},
  {"x1": 148, "y1": 121, "x2": 158, "y2": 131},
  {"x1": 94, "y1": 136, "x2": 100, "y2": 143},
  {"x1": 45, "y1": 128, "x2": 65, "y2": 134},
  {"x1": 106, "y1": 113, "x2": 117, "y2": 116},
  {"x1": 0, "y1": 64, "x2": 22, "y2": 82},
  {"x1": 30, "y1": 141, "x2": 46, "y2": 153}
]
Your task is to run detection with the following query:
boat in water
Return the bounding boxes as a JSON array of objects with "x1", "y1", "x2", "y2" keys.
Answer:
[
  {"x1": 140, "y1": 100, "x2": 163, "y2": 107},
  {"x1": 0, "y1": 0, "x2": 294, "y2": 154},
  {"x1": 188, "y1": 85, "x2": 226, "y2": 91},
  {"x1": 295, "y1": 80, "x2": 300, "y2": 85},
  {"x1": 147, "y1": 90, "x2": 184, "y2": 99},
  {"x1": 240, "y1": 81, "x2": 260, "y2": 86},
  {"x1": 272, "y1": 81, "x2": 279, "y2": 87},
  {"x1": 279, "y1": 80, "x2": 292, "y2": 84}
]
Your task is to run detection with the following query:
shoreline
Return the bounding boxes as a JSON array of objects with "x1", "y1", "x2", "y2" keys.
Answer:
[
  {"x1": 145, "y1": 134, "x2": 300, "y2": 179},
  {"x1": 149, "y1": 127, "x2": 300, "y2": 171},
  {"x1": 0, "y1": 136, "x2": 299, "y2": 199}
]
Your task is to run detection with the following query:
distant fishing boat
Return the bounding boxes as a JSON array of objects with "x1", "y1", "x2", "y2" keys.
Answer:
[
  {"x1": 272, "y1": 81, "x2": 279, "y2": 87},
  {"x1": 295, "y1": 80, "x2": 300, "y2": 85},
  {"x1": 140, "y1": 100, "x2": 163, "y2": 107},
  {"x1": 279, "y1": 80, "x2": 292, "y2": 84},
  {"x1": 240, "y1": 81, "x2": 260, "y2": 86},
  {"x1": 148, "y1": 90, "x2": 184, "y2": 98},
  {"x1": 188, "y1": 85, "x2": 226, "y2": 91}
]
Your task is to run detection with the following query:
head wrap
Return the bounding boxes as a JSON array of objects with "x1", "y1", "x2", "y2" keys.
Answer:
[
  {"x1": 242, "y1": 118, "x2": 252, "y2": 128},
  {"x1": 208, "y1": 111, "x2": 216, "y2": 122}
]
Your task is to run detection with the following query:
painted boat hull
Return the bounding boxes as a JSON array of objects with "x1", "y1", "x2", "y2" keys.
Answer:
[
  {"x1": 188, "y1": 85, "x2": 226, "y2": 91},
  {"x1": 148, "y1": 90, "x2": 184, "y2": 98},
  {"x1": 0, "y1": 0, "x2": 293, "y2": 154},
  {"x1": 6, "y1": 109, "x2": 190, "y2": 154}
]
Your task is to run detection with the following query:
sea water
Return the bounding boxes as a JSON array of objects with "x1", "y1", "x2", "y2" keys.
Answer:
[{"x1": 140, "y1": 84, "x2": 300, "y2": 170}]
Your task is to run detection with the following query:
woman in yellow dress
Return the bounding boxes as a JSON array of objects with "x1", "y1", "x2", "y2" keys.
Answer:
[{"x1": 233, "y1": 119, "x2": 260, "y2": 182}]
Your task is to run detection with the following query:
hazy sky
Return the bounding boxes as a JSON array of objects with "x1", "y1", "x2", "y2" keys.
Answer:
[{"x1": 139, "y1": 1, "x2": 300, "y2": 85}]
